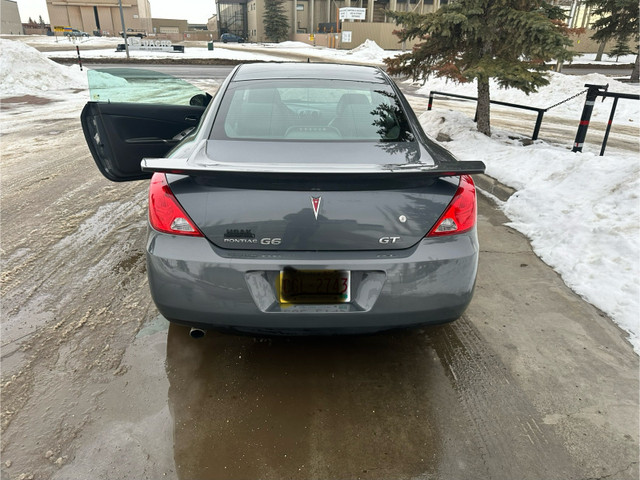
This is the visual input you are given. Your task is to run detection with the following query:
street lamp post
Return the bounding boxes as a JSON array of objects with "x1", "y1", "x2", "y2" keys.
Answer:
[{"x1": 118, "y1": 0, "x2": 130, "y2": 60}]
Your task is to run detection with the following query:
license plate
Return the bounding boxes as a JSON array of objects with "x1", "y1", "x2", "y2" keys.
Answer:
[{"x1": 278, "y1": 269, "x2": 351, "y2": 304}]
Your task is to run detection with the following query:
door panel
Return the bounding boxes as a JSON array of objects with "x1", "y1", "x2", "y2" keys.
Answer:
[{"x1": 81, "y1": 102, "x2": 205, "y2": 182}]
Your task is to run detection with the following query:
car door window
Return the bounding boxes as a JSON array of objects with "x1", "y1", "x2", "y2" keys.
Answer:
[{"x1": 87, "y1": 68, "x2": 208, "y2": 106}]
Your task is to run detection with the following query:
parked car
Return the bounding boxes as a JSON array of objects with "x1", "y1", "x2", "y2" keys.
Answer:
[
  {"x1": 220, "y1": 33, "x2": 244, "y2": 43},
  {"x1": 120, "y1": 28, "x2": 147, "y2": 38},
  {"x1": 80, "y1": 63, "x2": 485, "y2": 336},
  {"x1": 64, "y1": 29, "x2": 89, "y2": 37}
]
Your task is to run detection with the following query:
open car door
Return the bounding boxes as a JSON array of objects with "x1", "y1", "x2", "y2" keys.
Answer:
[{"x1": 80, "y1": 68, "x2": 212, "y2": 182}]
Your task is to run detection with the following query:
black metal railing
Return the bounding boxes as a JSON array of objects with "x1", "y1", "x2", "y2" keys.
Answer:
[
  {"x1": 572, "y1": 84, "x2": 640, "y2": 156},
  {"x1": 427, "y1": 91, "x2": 549, "y2": 140}
]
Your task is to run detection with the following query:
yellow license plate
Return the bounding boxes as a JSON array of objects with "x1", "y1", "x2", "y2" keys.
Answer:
[{"x1": 278, "y1": 269, "x2": 351, "y2": 304}]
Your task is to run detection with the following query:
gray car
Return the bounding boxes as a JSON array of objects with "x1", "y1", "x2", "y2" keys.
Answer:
[{"x1": 81, "y1": 63, "x2": 485, "y2": 336}]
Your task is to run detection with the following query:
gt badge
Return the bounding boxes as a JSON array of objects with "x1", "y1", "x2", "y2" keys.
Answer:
[{"x1": 311, "y1": 196, "x2": 321, "y2": 220}]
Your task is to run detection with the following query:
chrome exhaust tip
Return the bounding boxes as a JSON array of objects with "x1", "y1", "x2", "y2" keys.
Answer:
[{"x1": 189, "y1": 327, "x2": 206, "y2": 339}]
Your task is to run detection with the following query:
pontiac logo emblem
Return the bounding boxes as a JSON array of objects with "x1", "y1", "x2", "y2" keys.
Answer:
[{"x1": 311, "y1": 196, "x2": 321, "y2": 220}]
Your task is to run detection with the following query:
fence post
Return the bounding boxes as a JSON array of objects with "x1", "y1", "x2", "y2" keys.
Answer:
[
  {"x1": 532, "y1": 110, "x2": 544, "y2": 141},
  {"x1": 599, "y1": 96, "x2": 619, "y2": 156},
  {"x1": 572, "y1": 84, "x2": 608, "y2": 152},
  {"x1": 75, "y1": 46, "x2": 83, "y2": 71},
  {"x1": 427, "y1": 91, "x2": 434, "y2": 111}
]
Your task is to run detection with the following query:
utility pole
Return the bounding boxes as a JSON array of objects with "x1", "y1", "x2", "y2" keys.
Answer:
[{"x1": 118, "y1": 0, "x2": 130, "y2": 60}]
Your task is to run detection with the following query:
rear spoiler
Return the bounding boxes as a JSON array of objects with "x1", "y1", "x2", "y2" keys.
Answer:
[{"x1": 141, "y1": 158, "x2": 486, "y2": 177}]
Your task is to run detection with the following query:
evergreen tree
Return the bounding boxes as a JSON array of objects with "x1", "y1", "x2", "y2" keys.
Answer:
[
  {"x1": 608, "y1": 39, "x2": 634, "y2": 62},
  {"x1": 38, "y1": 15, "x2": 45, "y2": 26},
  {"x1": 263, "y1": 0, "x2": 289, "y2": 43},
  {"x1": 385, "y1": 0, "x2": 574, "y2": 136},
  {"x1": 584, "y1": 0, "x2": 639, "y2": 81}
]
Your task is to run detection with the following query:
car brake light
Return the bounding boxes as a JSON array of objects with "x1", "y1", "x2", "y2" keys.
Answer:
[
  {"x1": 427, "y1": 175, "x2": 477, "y2": 237},
  {"x1": 148, "y1": 173, "x2": 203, "y2": 236}
]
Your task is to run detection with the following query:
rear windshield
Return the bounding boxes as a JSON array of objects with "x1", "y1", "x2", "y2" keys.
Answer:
[{"x1": 210, "y1": 79, "x2": 415, "y2": 142}]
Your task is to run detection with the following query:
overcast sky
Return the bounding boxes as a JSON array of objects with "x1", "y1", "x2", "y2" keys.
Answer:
[{"x1": 16, "y1": 0, "x2": 216, "y2": 24}]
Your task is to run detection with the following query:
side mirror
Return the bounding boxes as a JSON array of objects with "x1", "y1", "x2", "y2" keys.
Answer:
[{"x1": 189, "y1": 93, "x2": 212, "y2": 107}]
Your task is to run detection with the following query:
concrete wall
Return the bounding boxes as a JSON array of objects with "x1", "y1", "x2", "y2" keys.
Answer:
[
  {"x1": 1, "y1": 0, "x2": 23, "y2": 34},
  {"x1": 152, "y1": 18, "x2": 189, "y2": 34},
  {"x1": 207, "y1": 15, "x2": 219, "y2": 38},
  {"x1": 182, "y1": 30, "x2": 216, "y2": 41},
  {"x1": 569, "y1": 29, "x2": 638, "y2": 54},
  {"x1": 339, "y1": 21, "x2": 417, "y2": 49},
  {"x1": 247, "y1": 0, "x2": 261, "y2": 42},
  {"x1": 294, "y1": 22, "x2": 418, "y2": 50}
]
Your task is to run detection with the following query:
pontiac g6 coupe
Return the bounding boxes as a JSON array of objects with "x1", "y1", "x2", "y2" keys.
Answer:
[{"x1": 81, "y1": 63, "x2": 485, "y2": 336}]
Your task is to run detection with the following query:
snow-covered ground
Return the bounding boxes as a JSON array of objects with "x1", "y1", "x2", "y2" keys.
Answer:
[
  {"x1": 573, "y1": 53, "x2": 637, "y2": 64},
  {"x1": 1, "y1": 37, "x2": 638, "y2": 352},
  {"x1": 412, "y1": 73, "x2": 639, "y2": 125}
]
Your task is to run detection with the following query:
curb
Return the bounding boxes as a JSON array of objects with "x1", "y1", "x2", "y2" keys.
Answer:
[{"x1": 473, "y1": 174, "x2": 516, "y2": 202}]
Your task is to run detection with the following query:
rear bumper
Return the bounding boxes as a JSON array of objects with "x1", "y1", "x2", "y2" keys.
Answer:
[{"x1": 146, "y1": 228, "x2": 479, "y2": 333}]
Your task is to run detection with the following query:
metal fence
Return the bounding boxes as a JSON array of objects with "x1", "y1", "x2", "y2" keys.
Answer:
[{"x1": 572, "y1": 84, "x2": 640, "y2": 156}]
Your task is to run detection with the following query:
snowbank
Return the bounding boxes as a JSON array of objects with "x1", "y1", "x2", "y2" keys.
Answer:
[
  {"x1": 221, "y1": 38, "x2": 398, "y2": 65},
  {"x1": 573, "y1": 53, "x2": 636, "y2": 64},
  {"x1": 41, "y1": 45, "x2": 288, "y2": 62},
  {"x1": 0, "y1": 38, "x2": 87, "y2": 97},
  {"x1": 350, "y1": 39, "x2": 385, "y2": 55},
  {"x1": 274, "y1": 41, "x2": 312, "y2": 49},
  {"x1": 421, "y1": 110, "x2": 640, "y2": 353}
]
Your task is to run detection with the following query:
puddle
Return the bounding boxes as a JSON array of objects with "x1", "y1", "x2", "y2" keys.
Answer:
[
  {"x1": 165, "y1": 325, "x2": 445, "y2": 480},
  {"x1": 1, "y1": 95, "x2": 56, "y2": 109}
]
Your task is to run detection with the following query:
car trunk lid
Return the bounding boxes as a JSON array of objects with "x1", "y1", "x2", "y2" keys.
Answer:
[{"x1": 157, "y1": 140, "x2": 482, "y2": 251}]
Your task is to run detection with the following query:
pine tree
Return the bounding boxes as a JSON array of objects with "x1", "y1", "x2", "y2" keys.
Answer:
[
  {"x1": 584, "y1": 0, "x2": 639, "y2": 81},
  {"x1": 385, "y1": 0, "x2": 574, "y2": 136},
  {"x1": 608, "y1": 39, "x2": 634, "y2": 62},
  {"x1": 263, "y1": 0, "x2": 289, "y2": 43}
]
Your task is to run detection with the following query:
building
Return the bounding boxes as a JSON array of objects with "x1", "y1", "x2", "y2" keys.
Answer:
[
  {"x1": 217, "y1": 0, "x2": 448, "y2": 48},
  {"x1": 207, "y1": 14, "x2": 219, "y2": 38},
  {"x1": 46, "y1": 0, "x2": 152, "y2": 36},
  {"x1": 1, "y1": 0, "x2": 23, "y2": 34},
  {"x1": 151, "y1": 17, "x2": 189, "y2": 35}
]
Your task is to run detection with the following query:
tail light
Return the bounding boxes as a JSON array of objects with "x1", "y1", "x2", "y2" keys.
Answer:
[
  {"x1": 148, "y1": 173, "x2": 203, "y2": 236},
  {"x1": 427, "y1": 175, "x2": 477, "y2": 237}
]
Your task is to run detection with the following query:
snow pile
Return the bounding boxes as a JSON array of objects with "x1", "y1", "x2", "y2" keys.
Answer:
[
  {"x1": 345, "y1": 39, "x2": 391, "y2": 62},
  {"x1": 349, "y1": 39, "x2": 385, "y2": 55},
  {"x1": 420, "y1": 110, "x2": 640, "y2": 353},
  {"x1": 0, "y1": 39, "x2": 87, "y2": 97},
  {"x1": 415, "y1": 72, "x2": 640, "y2": 123},
  {"x1": 274, "y1": 41, "x2": 312, "y2": 49}
]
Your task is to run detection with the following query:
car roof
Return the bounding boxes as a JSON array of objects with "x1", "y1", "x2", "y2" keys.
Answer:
[{"x1": 232, "y1": 63, "x2": 387, "y2": 83}]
